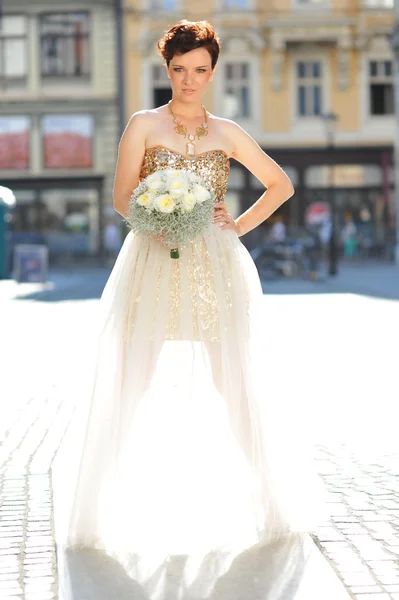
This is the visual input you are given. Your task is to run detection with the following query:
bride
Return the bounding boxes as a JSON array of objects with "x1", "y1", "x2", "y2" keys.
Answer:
[{"x1": 54, "y1": 19, "x2": 326, "y2": 598}]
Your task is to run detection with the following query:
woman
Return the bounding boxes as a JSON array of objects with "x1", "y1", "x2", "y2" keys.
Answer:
[{"x1": 55, "y1": 19, "x2": 325, "y2": 597}]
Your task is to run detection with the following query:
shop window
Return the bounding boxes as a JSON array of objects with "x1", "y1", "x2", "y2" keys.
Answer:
[
  {"x1": 42, "y1": 115, "x2": 94, "y2": 169},
  {"x1": 305, "y1": 164, "x2": 383, "y2": 188},
  {"x1": 228, "y1": 167, "x2": 245, "y2": 189},
  {"x1": 0, "y1": 116, "x2": 30, "y2": 169}
]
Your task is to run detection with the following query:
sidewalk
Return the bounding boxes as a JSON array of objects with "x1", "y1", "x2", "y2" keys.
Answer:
[
  {"x1": 0, "y1": 260, "x2": 398, "y2": 599},
  {"x1": 0, "y1": 266, "x2": 109, "y2": 303},
  {"x1": 313, "y1": 446, "x2": 399, "y2": 599},
  {"x1": 262, "y1": 260, "x2": 399, "y2": 301},
  {"x1": 1, "y1": 260, "x2": 398, "y2": 303}
]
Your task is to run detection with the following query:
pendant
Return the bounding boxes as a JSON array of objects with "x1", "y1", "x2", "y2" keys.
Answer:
[{"x1": 186, "y1": 142, "x2": 195, "y2": 156}]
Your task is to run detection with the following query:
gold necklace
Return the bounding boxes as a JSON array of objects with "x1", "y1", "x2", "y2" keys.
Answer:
[{"x1": 168, "y1": 101, "x2": 208, "y2": 156}]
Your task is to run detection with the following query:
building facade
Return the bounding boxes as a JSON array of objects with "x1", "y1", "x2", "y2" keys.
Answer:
[
  {"x1": 123, "y1": 0, "x2": 396, "y2": 254},
  {"x1": 0, "y1": 0, "x2": 120, "y2": 263}
]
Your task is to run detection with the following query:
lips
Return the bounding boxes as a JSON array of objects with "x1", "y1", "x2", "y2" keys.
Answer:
[{"x1": 182, "y1": 89, "x2": 195, "y2": 93}]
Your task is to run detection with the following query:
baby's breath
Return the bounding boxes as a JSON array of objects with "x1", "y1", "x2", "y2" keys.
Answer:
[{"x1": 126, "y1": 170, "x2": 215, "y2": 248}]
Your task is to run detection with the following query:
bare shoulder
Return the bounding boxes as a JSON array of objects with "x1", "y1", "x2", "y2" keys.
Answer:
[
  {"x1": 123, "y1": 108, "x2": 169, "y2": 141},
  {"x1": 208, "y1": 115, "x2": 251, "y2": 148},
  {"x1": 208, "y1": 114, "x2": 237, "y2": 131},
  {"x1": 209, "y1": 117, "x2": 293, "y2": 192},
  {"x1": 124, "y1": 110, "x2": 156, "y2": 131}
]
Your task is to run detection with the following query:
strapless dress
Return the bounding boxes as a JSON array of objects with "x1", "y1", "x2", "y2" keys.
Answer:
[{"x1": 53, "y1": 145, "x2": 326, "y2": 599}]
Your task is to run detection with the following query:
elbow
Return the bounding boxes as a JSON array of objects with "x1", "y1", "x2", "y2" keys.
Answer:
[
  {"x1": 282, "y1": 178, "x2": 295, "y2": 202},
  {"x1": 270, "y1": 176, "x2": 295, "y2": 203},
  {"x1": 112, "y1": 198, "x2": 123, "y2": 217},
  {"x1": 287, "y1": 182, "x2": 295, "y2": 200},
  {"x1": 112, "y1": 195, "x2": 120, "y2": 212},
  {"x1": 113, "y1": 194, "x2": 128, "y2": 219}
]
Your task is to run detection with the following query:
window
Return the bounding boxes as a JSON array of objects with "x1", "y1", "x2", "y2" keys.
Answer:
[
  {"x1": 151, "y1": 65, "x2": 172, "y2": 108},
  {"x1": 363, "y1": 0, "x2": 393, "y2": 7},
  {"x1": 40, "y1": 13, "x2": 90, "y2": 78},
  {"x1": 369, "y1": 60, "x2": 393, "y2": 115},
  {"x1": 294, "y1": 0, "x2": 329, "y2": 7},
  {"x1": 39, "y1": 188, "x2": 99, "y2": 256},
  {"x1": 224, "y1": 63, "x2": 250, "y2": 119},
  {"x1": 305, "y1": 165, "x2": 385, "y2": 188},
  {"x1": 149, "y1": 0, "x2": 176, "y2": 9},
  {"x1": 12, "y1": 188, "x2": 100, "y2": 258},
  {"x1": 11, "y1": 191, "x2": 36, "y2": 234},
  {"x1": 42, "y1": 115, "x2": 94, "y2": 169},
  {"x1": 297, "y1": 61, "x2": 322, "y2": 116},
  {"x1": 0, "y1": 15, "x2": 27, "y2": 81},
  {"x1": 223, "y1": 0, "x2": 250, "y2": 7},
  {"x1": 0, "y1": 116, "x2": 30, "y2": 169}
]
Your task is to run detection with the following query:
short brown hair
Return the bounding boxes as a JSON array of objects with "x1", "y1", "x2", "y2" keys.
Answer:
[{"x1": 157, "y1": 20, "x2": 220, "y2": 70}]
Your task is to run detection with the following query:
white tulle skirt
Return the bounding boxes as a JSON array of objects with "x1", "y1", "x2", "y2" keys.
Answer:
[{"x1": 53, "y1": 224, "x2": 326, "y2": 591}]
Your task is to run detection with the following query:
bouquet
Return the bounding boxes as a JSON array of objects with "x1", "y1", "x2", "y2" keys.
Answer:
[{"x1": 127, "y1": 169, "x2": 215, "y2": 258}]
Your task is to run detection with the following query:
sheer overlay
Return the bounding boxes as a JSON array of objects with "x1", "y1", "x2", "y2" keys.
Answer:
[{"x1": 53, "y1": 147, "x2": 326, "y2": 597}]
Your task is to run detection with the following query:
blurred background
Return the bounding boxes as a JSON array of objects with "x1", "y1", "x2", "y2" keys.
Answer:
[{"x1": 0, "y1": 0, "x2": 399, "y2": 278}]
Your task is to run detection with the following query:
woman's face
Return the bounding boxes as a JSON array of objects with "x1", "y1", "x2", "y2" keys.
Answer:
[{"x1": 166, "y1": 47, "x2": 214, "y2": 103}]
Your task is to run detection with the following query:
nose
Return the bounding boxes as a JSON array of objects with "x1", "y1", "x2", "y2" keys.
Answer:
[{"x1": 183, "y1": 72, "x2": 194, "y2": 86}]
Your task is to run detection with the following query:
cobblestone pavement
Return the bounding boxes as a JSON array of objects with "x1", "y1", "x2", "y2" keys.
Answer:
[
  {"x1": 314, "y1": 446, "x2": 399, "y2": 600},
  {"x1": 263, "y1": 264, "x2": 399, "y2": 599},
  {"x1": 0, "y1": 262, "x2": 398, "y2": 599},
  {"x1": 0, "y1": 295, "x2": 93, "y2": 600}
]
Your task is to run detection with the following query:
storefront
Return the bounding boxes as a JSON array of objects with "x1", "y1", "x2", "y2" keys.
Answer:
[
  {"x1": 2, "y1": 177, "x2": 105, "y2": 265},
  {"x1": 227, "y1": 145, "x2": 395, "y2": 257}
]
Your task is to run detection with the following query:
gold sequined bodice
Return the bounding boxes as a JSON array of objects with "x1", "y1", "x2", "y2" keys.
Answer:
[{"x1": 139, "y1": 145, "x2": 230, "y2": 203}]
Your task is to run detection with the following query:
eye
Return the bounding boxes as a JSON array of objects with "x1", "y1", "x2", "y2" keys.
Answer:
[
  {"x1": 173, "y1": 68, "x2": 184, "y2": 72},
  {"x1": 197, "y1": 69, "x2": 206, "y2": 73}
]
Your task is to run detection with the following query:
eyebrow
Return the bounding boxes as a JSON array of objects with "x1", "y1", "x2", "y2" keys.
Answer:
[{"x1": 172, "y1": 64, "x2": 210, "y2": 68}]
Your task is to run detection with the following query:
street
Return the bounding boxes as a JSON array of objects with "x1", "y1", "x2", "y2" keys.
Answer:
[{"x1": 0, "y1": 262, "x2": 398, "y2": 599}]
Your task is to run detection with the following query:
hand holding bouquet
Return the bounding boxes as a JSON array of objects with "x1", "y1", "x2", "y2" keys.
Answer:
[{"x1": 127, "y1": 169, "x2": 215, "y2": 258}]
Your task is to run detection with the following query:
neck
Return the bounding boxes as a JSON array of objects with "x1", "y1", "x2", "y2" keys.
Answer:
[{"x1": 169, "y1": 98, "x2": 205, "y2": 119}]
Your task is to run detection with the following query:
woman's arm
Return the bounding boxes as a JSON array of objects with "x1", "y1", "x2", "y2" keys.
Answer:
[
  {"x1": 113, "y1": 112, "x2": 149, "y2": 218},
  {"x1": 227, "y1": 122, "x2": 294, "y2": 237}
]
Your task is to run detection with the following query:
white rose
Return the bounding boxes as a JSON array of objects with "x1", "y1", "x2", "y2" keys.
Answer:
[
  {"x1": 165, "y1": 169, "x2": 182, "y2": 179},
  {"x1": 146, "y1": 172, "x2": 164, "y2": 192},
  {"x1": 193, "y1": 184, "x2": 211, "y2": 204},
  {"x1": 188, "y1": 173, "x2": 201, "y2": 185},
  {"x1": 181, "y1": 192, "x2": 197, "y2": 213},
  {"x1": 136, "y1": 192, "x2": 154, "y2": 210},
  {"x1": 154, "y1": 194, "x2": 176, "y2": 214},
  {"x1": 169, "y1": 178, "x2": 188, "y2": 197}
]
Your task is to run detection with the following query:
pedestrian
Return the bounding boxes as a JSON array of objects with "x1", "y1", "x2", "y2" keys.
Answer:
[
  {"x1": 54, "y1": 19, "x2": 325, "y2": 594},
  {"x1": 341, "y1": 214, "x2": 357, "y2": 259},
  {"x1": 103, "y1": 220, "x2": 121, "y2": 264},
  {"x1": 270, "y1": 215, "x2": 286, "y2": 243},
  {"x1": 304, "y1": 225, "x2": 322, "y2": 280},
  {"x1": 319, "y1": 217, "x2": 333, "y2": 276}
]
